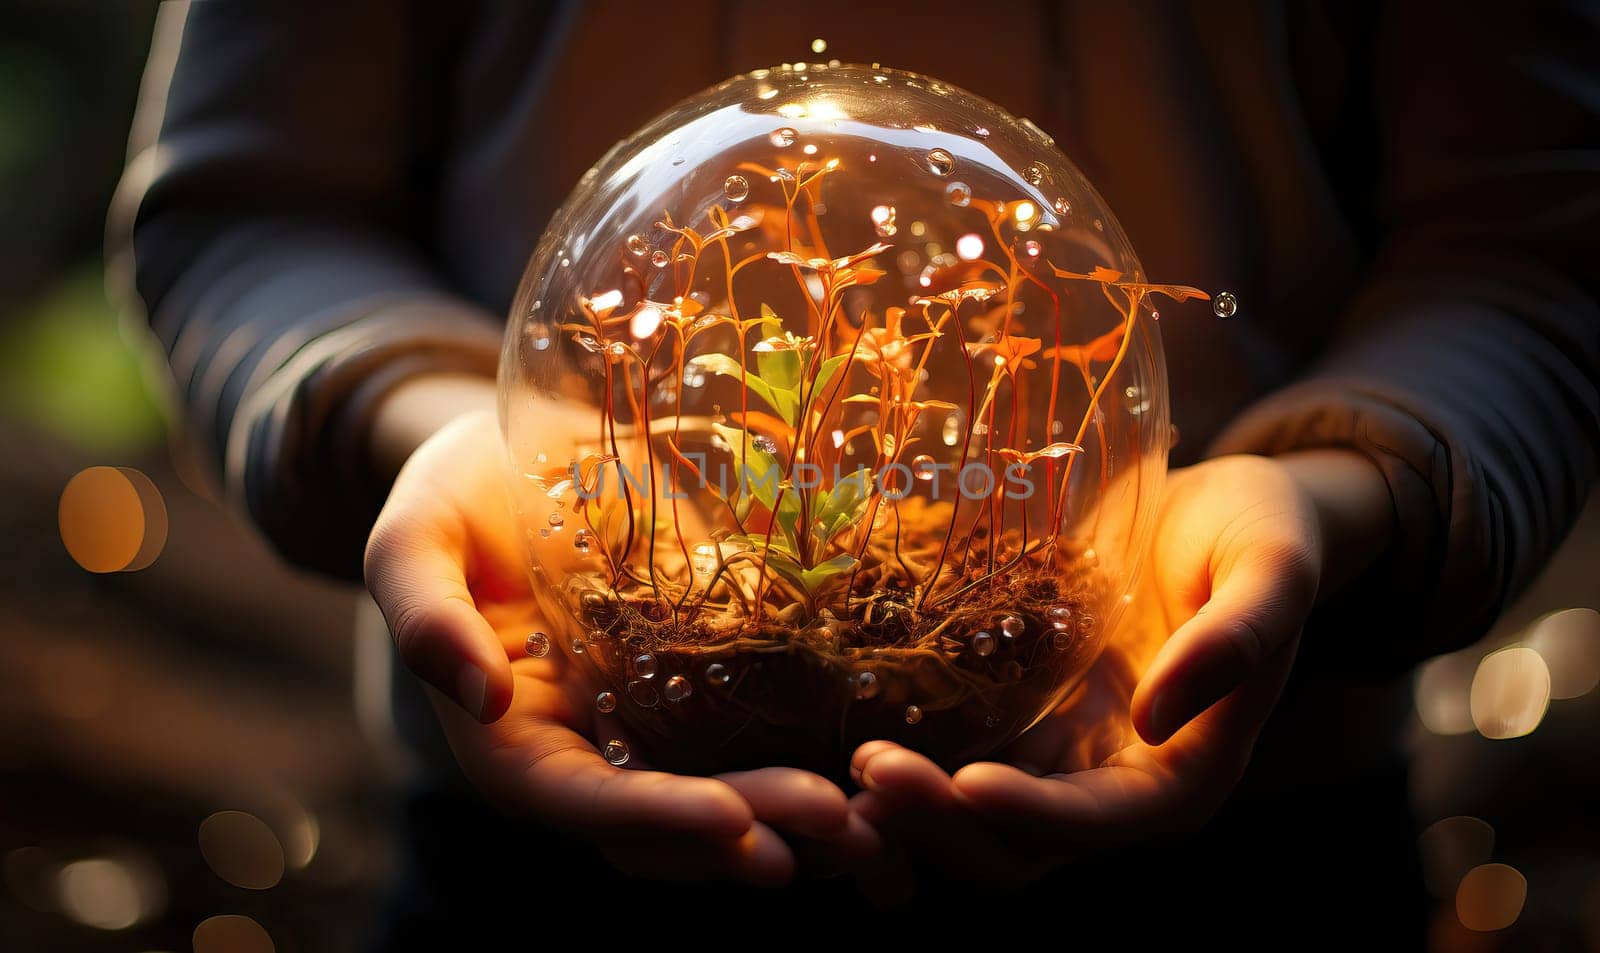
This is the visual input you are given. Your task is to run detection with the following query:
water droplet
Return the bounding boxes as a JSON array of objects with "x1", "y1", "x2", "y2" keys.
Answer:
[
  {"x1": 973, "y1": 125, "x2": 991, "y2": 138},
  {"x1": 1047, "y1": 606, "x2": 1073, "y2": 631},
  {"x1": 810, "y1": 37, "x2": 827, "y2": 54},
  {"x1": 633, "y1": 653, "x2": 658, "y2": 679},
  {"x1": 603, "y1": 739, "x2": 630, "y2": 765},
  {"x1": 1092, "y1": 218, "x2": 1104, "y2": 231},
  {"x1": 1001, "y1": 615, "x2": 1026, "y2": 638},
  {"x1": 547, "y1": 511, "x2": 565, "y2": 529},
  {"x1": 572, "y1": 528, "x2": 594, "y2": 554},
  {"x1": 1050, "y1": 419, "x2": 1065, "y2": 435},
  {"x1": 1024, "y1": 162, "x2": 1048, "y2": 186},
  {"x1": 945, "y1": 181, "x2": 971, "y2": 207},
  {"x1": 723, "y1": 174, "x2": 750, "y2": 202},
  {"x1": 1051, "y1": 630, "x2": 1073, "y2": 651},
  {"x1": 627, "y1": 679, "x2": 659, "y2": 707},
  {"x1": 595, "y1": 691, "x2": 617, "y2": 713},
  {"x1": 570, "y1": 637, "x2": 586, "y2": 655},
  {"x1": 985, "y1": 712, "x2": 1002, "y2": 728},
  {"x1": 869, "y1": 204, "x2": 897, "y2": 237},
  {"x1": 925, "y1": 149, "x2": 955, "y2": 176},
  {"x1": 770, "y1": 127, "x2": 797, "y2": 148},
  {"x1": 1022, "y1": 239, "x2": 1042, "y2": 258},
  {"x1": 1002, "y1": 661, "x2": 1025, "y2": 682},
  {"x1": 942, "y1": 412, "x2": 961, "y2": 447},
  {"x1": 1053, "y1": 196, "x2": 1071, "y2": 215},
  {"x1": 972, "y1": 631, "x2": 996, "y2": 656},
  {"x1": 650, "y1": 249, "x2": 670, "y2": 268},
  {"x1": 705, "y1": 662, "x2": 731, "y2": 685},
  {"x1": 1077, "y1": 613, "x2": 1097, "y2": 634},
  {"x1": 626, "y1": 234, "x2": 647, "y2": 256},
  {"x1": 691, "y1": 541, "x2": 718, "y2": 577},
  {"x1": 663, "y1": 675, "x2": 692, "y2": 703},
  {"x1": 752, "y1": 434, "x2": 778, "y2": 453},
  {"x1": 911, "y1": 454, "x2": 937, "y2": 481},
  {"x1": 524, "y1": 631, "x2": 551, "y2": 658},
  {"x1": 853, "y1": 671, "x2": 880, "y2": 700},
  {"x1": 905, "y1": 704, "x2": 924, "y2": 725},
  {"x1": 1212, "y1": 291, "x2": 1238, "y2": 318}
]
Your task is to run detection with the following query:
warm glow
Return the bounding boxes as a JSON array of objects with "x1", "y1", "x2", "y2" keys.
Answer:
[
  {"x1": 956, "y1": 233, "x2": 984, "y2": 260},
  {"x1": 58, "y1": 466, "x2": 167, "y2": 573},
  {"x1": 1470, "y1": 646, "x2": 1551, "y2": 739},
  {"x1": 1414, "y1": 650, "x2": 1477, "y2": 735},
  {"x1": 1455, "y1": 863, "x2": 1526, "y2": 932},
  {"x1": 56, "y1": 856, "x2": 163, "y2": 931},
  {"x1": 1524, "y1": 607, "x2": 1600, "y2": 699},
  {"x1": 1418, "y1": 816, "x2": 1495, "y2": 899},
  {"x1": 630, "y1": 306, "x2": 663, "y2": 339},
  {"x1": 194, "y1": 915, "x2": 275, "y2": 953},
  {"x1": 198, "y1": 811, "x2": 285, "y2": 890}
]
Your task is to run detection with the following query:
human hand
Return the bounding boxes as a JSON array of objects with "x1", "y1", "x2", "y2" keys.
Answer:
[
  {"x1": 849, "y1": 452, "x2": 1389, "y2": 896},
  {"x1": 364, "y1": 399, "x2": 877, "y2": 884}
]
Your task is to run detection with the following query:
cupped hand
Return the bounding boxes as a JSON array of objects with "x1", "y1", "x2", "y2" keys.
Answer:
[
  {"x1": 849, "y1": 454, "x2": 1357, "y2": 896},
  {"x1": 365, "y1": 408, "x2": 878, "y2": 884}
]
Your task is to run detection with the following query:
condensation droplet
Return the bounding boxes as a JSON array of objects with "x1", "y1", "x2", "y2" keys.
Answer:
[
  {"x1": 925, "y1": 149, "x2": 955, "y2": 176},
  {"x1": 595, "y1": 691, "x2": 617, "y2": 713},
  {"x1": 706, "y1": 662, "x2": 731, "y2": 685},
  {"x1": 547, "y1": 511, "x2": 565, "y2": 529},
  {"x1": 663, "y1": 675, "x2": 693, "y2": 703},
  {"x1": 1001, "y1": 615, "x2": 1026, "y2": 638},
  {"x1": 633, "y1": 653, "x2": 658, "y2": 679},
  {"x1": 1053, "y1": 196, "x2": 1071, "y2": 215},
  {"x1": 1024, "y1": 162, "x2": 1048, "y2": 185},
  {"x1": 650, "y1": 249, "x2": 670, "y2": 268},
  {"x1": 853, "y1": 671, "x2": 880, "y2": 700},
  {"x1": 1123, "y1": 385, "x2": 1150, "y2": 416},
  {"x1": 972, "y1": 631, "x2": 996, "y2": 657},
  {"x1": 723, "y1": 174, "x2": 750, "y2": 202},
  {"x1": 570, "y1": 637, "x2": 586, "y2": 655},
  {"x1": 870, "y1": 204, "x2": 897, "y2": 237},
  {"x1": 626, "y1": 234, "x2": 647, "y2": 256},
  {"x1": 627, "y1": 679, "x2": 659, "y2": 707},
  {"x1": 524, "y1": 631, "x2": 551, "y2": 658},
  {"x1": 1022, "y1": 239, "x2": 1042, "y2": 258},
  {"x1": 770, "y1": 127, "x2": 797, "y2": 148},
  {"x1": 603, "y1": 739, "x2": 630, "y2": 765},
  {"x1": 945, "y1": 181, "x2": 971, "y2": 207},
  {"x1": 1077, "y1": 613, "x2": 1097, "y2": 634},
  {"x1": 905, "y1": 704, "x2": 924, "y2": 725},
  {"x1": 1047, "y1": 606, "x2": 1072, "y2": 631},
  {"x1": 1051, "y1": 630, "x2": 1072, "y2": 651},
  {"x1": 572, "y1": 528, "x2": 594, "y2": 554},
  {"x1": 973, "y1": 125, "x2": 990, "y2": 138},
  {"x1": 911, "y1": 454, "x2": 937, "y2": 481},
  {"x1": 1213, "y1": 291, "x2": 1238, "y2": 318},
  {"x1": 752, "y1": 434, "x2": 778, "y2": 453}
]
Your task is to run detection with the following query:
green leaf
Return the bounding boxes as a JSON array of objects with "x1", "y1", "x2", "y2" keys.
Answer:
[
  {"x1": 687, "y1": 352, "x2": 791, "y2": 420},
  {"x1": 800, "y1": 553, "x2": 859, "y2": 594},
  {"x1": 809, "y1": 353, "x2": 850, "y2": 405}
]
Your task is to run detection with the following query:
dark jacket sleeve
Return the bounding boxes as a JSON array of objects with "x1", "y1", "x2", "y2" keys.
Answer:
[
  {"x1": 1209, "y1": 1, "x2": 1600, "y2": 668},
  {"x1": 108, "y1": 1, "x2": 502, "y2": 579}
]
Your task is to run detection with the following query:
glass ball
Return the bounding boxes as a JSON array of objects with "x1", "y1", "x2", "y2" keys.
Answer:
[{"x1": 500, "y1": 64, "x2": 1199, "y2": 778}]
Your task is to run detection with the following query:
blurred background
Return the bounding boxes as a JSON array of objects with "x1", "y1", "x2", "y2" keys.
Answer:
[{"x1": 0, "y1": 3, "x2": 1594, "y2": 950}]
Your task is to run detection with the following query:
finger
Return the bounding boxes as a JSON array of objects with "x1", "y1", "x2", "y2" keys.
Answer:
[
  {"x1": 853, "y1": 745, "x2": 1038, "y2": 885},
  {"x1": 430, "y1": 684, "x2": 754, "y2": 841},
  {"x1": 366, "y1": 509, "x2": 514, "y2": 722},
  {"x1": 1130, "y1": 537, "x2": 1317, "y2": 744},
  {"x1": 846, "y1": 794, "x2": 917, "y2": 909},
  {"x1": 602, "y1": 821, "x2": 796, "y2": 887},
  {"x1": 716, "y1": 768, "x2": 850, "y2": 837}
]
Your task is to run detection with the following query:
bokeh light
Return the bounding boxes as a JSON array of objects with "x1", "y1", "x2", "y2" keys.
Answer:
[
  {"x1": 55, "y1": 855, "x2": 166, "y2": 931},
  {"x1": 1470, "y1": 646, "x2": 1551, "y2": 740},
  {"x1": 57, "y1": 466, "x2": 167, "y2": 572},
  {"x1": 1418, "y1": 815, "x2": 1496, "y2": 899},
  {"x1": 193, "y1": 914, "x2": 275, "y2": 953},
  {"x1": 198, "y1": 811, "x2": 285, "y2": 890},
  {"x1": 1455, "y1": 862, "x2": 1527, "y2": 932},
  {"x1": 1415, "y1": 649, "x2": 1479, "y2": 735},
  {"x1": 1523, "y1": 607, "x2": 1600, "y2": 700}
]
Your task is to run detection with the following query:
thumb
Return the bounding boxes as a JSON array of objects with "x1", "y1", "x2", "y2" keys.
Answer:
[
  {"x1": 1130, "y1": 537, "x2": 1318, "y2": 745},
  {"x1": 364, "y1": 499, "x2": 515, "y2": 723}
]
